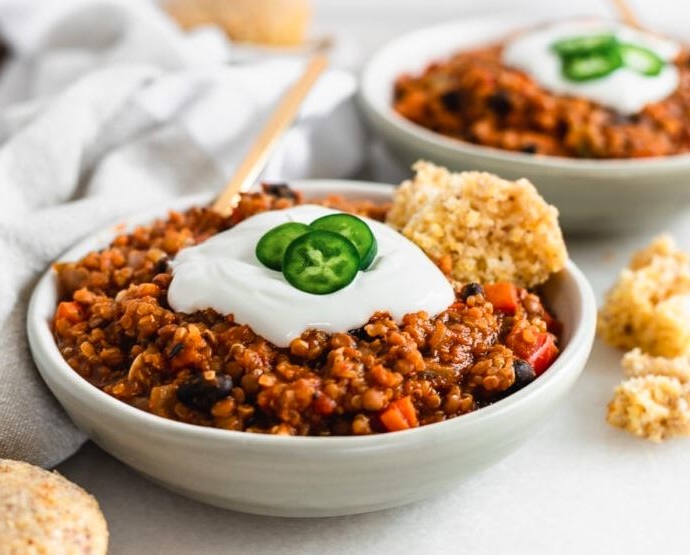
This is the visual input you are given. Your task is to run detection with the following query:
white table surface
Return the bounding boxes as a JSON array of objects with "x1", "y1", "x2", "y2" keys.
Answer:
[{"x1": 57, "y1": 1, "x2": 690, "y2": 554}]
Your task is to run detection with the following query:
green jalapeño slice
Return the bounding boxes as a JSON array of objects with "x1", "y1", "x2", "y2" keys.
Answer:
[
  {"x1": 551, "y1": 33, "x2": 617, "y2": 57},
  {"x1": 255, "y1": 222, "x2": 311, "y2": 271},
  {"x1": 619, "y1": 43, "x2": 664, "y2": 76},
  {"x1": 282, "y1": 230, "x2": 361, "y2": 294},
  {"x1": 562, "y1": 48, "x2": 623, "y2": 81},
  {"x1": 309, "y1": 213, "x2": 378, "y2": 270}
]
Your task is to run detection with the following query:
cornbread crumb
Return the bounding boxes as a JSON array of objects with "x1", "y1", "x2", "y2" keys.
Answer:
[
  {"x1": 628, "y1": 234, "x2": 689, "y2": 270},
  {"x1": 164, "y1": 0, "x2": 311, "y2": 46},
  {"x1": 0, "y1": 459, "x2": 108, "y2": 554},
  {"x1": 386, "y1": 161, "x2": 567, "y2": 288},
  {"x1": 607, "y1": 375, "x2": 690, "y2": 442},
  {"x1": 598, "y1": 235, "x2": 690, "y2": 357},
  {"x1": 622, "y1": 348, "x2": 690, "y2": 382}
]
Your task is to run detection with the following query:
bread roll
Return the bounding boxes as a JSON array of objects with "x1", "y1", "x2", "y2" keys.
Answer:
[{"x1": 164, "y1": 0, "x2": 311, "y2": 46}]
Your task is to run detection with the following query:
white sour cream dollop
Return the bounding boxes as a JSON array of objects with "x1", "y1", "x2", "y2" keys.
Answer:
[
  {"x1": 502, "y1": 20, "x2": 680, "y2": 114},
  {"x1": 167, "y1": 205, "x2": 455, "y2": 347}
]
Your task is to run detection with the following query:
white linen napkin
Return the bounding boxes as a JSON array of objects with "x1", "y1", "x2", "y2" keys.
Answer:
[{"x1": 0, "y1": 0, "x2": 367, "y2": 467}]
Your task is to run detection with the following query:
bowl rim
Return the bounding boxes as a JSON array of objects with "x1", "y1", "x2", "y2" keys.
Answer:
[
  {"x1": 27, "y1": 179, "x2": 597, "y2": 449},
  {"x1": 359, "y1": 14, "x2": 690, "y2": 175}
]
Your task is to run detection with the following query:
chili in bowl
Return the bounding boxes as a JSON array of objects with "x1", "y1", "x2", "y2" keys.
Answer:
[{"x1": 360, "y1": 15, "x2": 690, "y2": 233}]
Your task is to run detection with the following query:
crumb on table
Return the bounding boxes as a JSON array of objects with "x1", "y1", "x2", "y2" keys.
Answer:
[
  {"x1": 598, "y1": 235, "x2": 690, "y2": 358},
  {"x1": 601, "y1": 236, "x2": 690, "y2": 442},
  {"x1": 622, "y1": 348, "x2": 690, "y2": 383},
  {"x1": 607, "y1": 374, "x2": 690, "y2": 442}
]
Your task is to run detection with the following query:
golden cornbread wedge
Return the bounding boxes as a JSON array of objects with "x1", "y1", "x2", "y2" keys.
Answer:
[{"x1": 387, "y1": 161, "x2": 567, "y2": 288}]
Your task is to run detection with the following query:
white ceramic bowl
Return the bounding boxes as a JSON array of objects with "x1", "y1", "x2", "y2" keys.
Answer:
[
  {"x1": 27, "y1": 180, "x2": 596, "y2": 517},
  {"x1": 360, "y1": 15, "x2": 690, "y2": 234}
]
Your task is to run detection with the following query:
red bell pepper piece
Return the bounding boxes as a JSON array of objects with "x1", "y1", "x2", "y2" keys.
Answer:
[
  {"x1": 526, "y1": 333, "x2": 559, "y2": 376},
  {"x1": 484, "y1": 282, "x2": 519, "y2": 315}
]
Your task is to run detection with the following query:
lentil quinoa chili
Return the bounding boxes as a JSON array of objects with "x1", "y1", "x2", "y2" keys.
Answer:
[
  {"x1": 52, "y1": 185, "x2": 561, "y2": 436},
  {"x1": 393, "y1": 44, "x2": 690, "y2": 159}
]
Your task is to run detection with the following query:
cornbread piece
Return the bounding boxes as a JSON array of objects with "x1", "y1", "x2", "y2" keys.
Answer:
[
  {"x1": 607, "y1": 375, "x2": 690, "y2": 442},
  {"x1": 386, "y1": 161, "x2": 567, "y2": 288},
  {"x1": 386, "y1": 161, "x2": 456, "y2": 230},
  {"x1": 164, "y1": 0, "x2": 311, "y2": 46},
  {"x1": 598, "y1": 235, "x2": 690, "y2": 357},
  {"x1": 0, "y1": 459, "x2": 108, "y2": 554},
  {"x1": 622, "y1": 348, "x2": 690, "y2": 382}
]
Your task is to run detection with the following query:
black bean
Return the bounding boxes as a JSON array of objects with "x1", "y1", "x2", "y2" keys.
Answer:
[
  {"x1": 507, "y1": 359, "x2": 536, "y2": 394},
  {"x1": 168, "y1": 342, "x2": 185, "y2": 359},
  {"x1": 155, "y1": 255, "x2": 170, "y2": 273},
  {"x1": 244, "y1": 412, "x2": 272, "y2": 429},
  {"x1": 487, "y1": 90, "x2": 512, "y2": 117},
  {"x1": 262, "y1": 182, "x2": 298, "y2": 200},
  {"x1": 177, "y1": 374, "x2": 234, "y2": 412},
  {"x1": 459, "y1": 282, "x2": 484, "y2": 302},
  {"x1": 555, "y1": 120, "x2": 568, "y2": 139},
  {"x1": 520, "y1": 143, "x2": 538, "y2": 154},
  {"x1": 348, "y1": 327, "x2": 370, "y2": 341},
  {"x1": 440, "y1": 90, "x2": 462, "y2": 111}
]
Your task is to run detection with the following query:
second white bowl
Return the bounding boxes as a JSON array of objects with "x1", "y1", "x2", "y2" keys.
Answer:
[{"x1": 360, "y1": 15, "x2": 690, "y2": 234}]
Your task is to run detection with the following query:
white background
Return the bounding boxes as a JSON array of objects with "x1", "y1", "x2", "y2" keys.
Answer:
[{"x1": 54, "y1": 1, "x2": 690, "y2": 554}]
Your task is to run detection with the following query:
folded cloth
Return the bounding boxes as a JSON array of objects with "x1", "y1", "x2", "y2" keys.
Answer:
[{"x1": 0, "y1": 0, "x2": 367, "y2": 468}]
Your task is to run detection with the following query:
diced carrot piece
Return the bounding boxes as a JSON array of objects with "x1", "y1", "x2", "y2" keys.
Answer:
[
  {"x1": 380, "y1": 405, "x2": 409, "y2": 432},
  {"x1": 55, "y1": 301, "x2": 84, "y2": 324},
  {"x1": 526, "y1": 333, "x2": 559, "y2": 376},
  {"x1": 380, "y1": 396, "x2": 418, "y2": 432},
  {"x1": 394, "y1": 396, "x2": 419, "y2": 428},
  {"x1": 397, "y1": 90, "x2": 429, "y2": 121},
  {"x1": 313, "y1": 393, "x2": 337, "y2": 416},
  {"x1": 484, "y1": 282, "x2": 519, "y2": 314}
]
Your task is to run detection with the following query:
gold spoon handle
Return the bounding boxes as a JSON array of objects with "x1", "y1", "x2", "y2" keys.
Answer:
[
  {"x1": 611, "y1": 0, "x2": 640, "y2": 28},
  {"x1": 212, "y1": 49, "x2": 329, "y2": 215}
]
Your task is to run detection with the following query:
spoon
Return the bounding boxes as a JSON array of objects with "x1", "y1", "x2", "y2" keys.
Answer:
[
  {"x1": 212, "y1": 39, "x2": 331, "y2": 216},
  {"x1": 611, "y1": 0, "x2": 640, "y2": 27}
]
